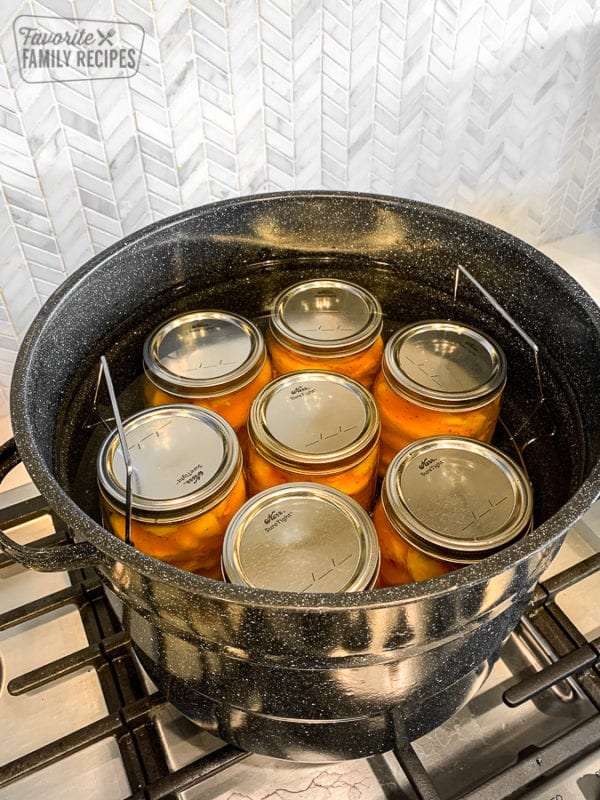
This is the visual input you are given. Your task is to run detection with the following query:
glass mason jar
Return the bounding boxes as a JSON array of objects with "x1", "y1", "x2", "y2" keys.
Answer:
[
  {"x1": 372, "y1": 320, "x2": 507, "y2": 475},
  {"x1": 222, "y1": 483, "x2": 380, "y2": 592},
  {"x1": 246, "y1": 371, "x2": 381, "y2": 509},
  {"x1": 267, "y1": 279, "x2": 384, "y2": 388},
  {"x1": 373, "y1": 436, "x2": 533, "y2": 586},
  {"x1": 143, "y1": 310, "x2": 272, "y2": 434},
  {"x1": 97, "y1": 405, "x2": 246, "y2": 578}
]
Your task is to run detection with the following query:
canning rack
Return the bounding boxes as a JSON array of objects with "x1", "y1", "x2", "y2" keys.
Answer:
[
  {"x1": 452, "y1": 264, "x2": 556, "y2": 470},
  {"x1": 85, "y1": 264, "x2": 556, "y2": 550},
  {"x1": 90, "y1": 355, "x2": 134, "y2": 545}
]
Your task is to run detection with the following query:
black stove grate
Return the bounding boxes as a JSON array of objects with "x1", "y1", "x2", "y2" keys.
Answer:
[{"x1": 1, "y1": 491, "x2": 599, "y2": 800}]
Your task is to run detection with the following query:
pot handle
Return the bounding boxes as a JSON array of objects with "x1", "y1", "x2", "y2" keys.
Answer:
[
  {"x1": 0, "y1": 437, "x2": 101, "y2": 572},
  {"x1": 0, "y1": 530, "x2": 100, "y2": 571},
  {"x1": 0, "y1": 436, "x2": 21, "y2": 479}
]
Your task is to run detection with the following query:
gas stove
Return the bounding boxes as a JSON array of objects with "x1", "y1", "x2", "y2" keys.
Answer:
[{"x1": 1, "y1": 233, "x2": 599, "y2": 800}]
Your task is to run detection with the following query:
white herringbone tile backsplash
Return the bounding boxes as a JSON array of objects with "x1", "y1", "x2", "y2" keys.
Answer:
[{"x1": 1, "y1": 0, "x2": 600, "y2": 417}]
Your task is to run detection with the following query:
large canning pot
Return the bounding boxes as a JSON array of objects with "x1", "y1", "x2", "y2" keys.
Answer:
[{"x1": 2, "y1": 192, "x2": 600, "y2": 761}]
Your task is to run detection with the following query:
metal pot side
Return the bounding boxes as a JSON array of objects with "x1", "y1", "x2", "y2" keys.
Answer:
[{"x1": 98, "y1": 536, "x2": 560, "y2": 760}]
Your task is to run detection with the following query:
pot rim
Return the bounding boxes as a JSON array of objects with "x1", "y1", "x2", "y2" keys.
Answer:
[{"x1": 10, "y1": 190, "x2": 600, "y2": 610}]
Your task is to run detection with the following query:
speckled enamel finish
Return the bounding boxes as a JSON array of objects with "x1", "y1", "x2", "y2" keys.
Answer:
[{"x1": 6, "y1": 193, "x2": 600, "y2": 761}]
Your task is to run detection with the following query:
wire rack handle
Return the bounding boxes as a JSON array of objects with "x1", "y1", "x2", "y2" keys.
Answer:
[
  {"x1": 92, "y1": 356, "x2": 134, "y2": 545},
  {"x1": 453, "y1": 264, "x2": 555, "y2": 451}
]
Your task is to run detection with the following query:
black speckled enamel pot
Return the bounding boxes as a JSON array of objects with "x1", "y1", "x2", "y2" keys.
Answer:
[{"x1": 3, "y1": 192, "x2": 600, "y2": 761}]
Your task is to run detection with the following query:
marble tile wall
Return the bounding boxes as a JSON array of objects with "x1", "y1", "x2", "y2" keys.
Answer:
[{"x1": 1, "y1": 0, "x2": 599, "y2": 417}]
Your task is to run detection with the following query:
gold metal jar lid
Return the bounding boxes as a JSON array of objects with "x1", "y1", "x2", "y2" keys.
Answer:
[
  {"x1": 144, "y1": 311, "x2": 267, "y2": 398},
  {"x1": 248, "y1": 371, "x2": 380, "y2": 473},
  {"x1": 222, "y1": 483, "x2": 380, "y2": 592},
  {"x1": 381, "y1": 436, "x2": 533, "y2": 563},
  {"x1": 269, "y1": 279, "x2": 383, "y2": 357},
  {"x1": 382, "y1": 320, "x2": 507, "y2": 410},
  {"x1": 97, "y1": 405, "x2": 242, "y2": 523}
]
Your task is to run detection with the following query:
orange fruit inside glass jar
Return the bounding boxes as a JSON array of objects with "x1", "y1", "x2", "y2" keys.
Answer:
[
  {"x1": 97, "y1": 405, "x2": 246, "y2": 578},
  {"x1": 373, "y1": 436, "x2": 533, "y2": 586},
  {"x1": 372, "y1": 320, "x2": 507, "y2": 475},
  {"x1": 143, "y1": 310, "x2": 272, "y2": 434},
  {"x1": 245, "y1": 370, "x2": 381, "y2": 510},
  {"x1": 222, "y1": 483, "x2": 381, "y2": 592},
  {"x1": 267, "y1": 279, "x2": 383, "y2": 389}
]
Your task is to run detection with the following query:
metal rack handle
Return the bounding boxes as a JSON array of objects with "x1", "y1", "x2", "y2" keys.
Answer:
[
  {"x1": 93, "y1": 357, "x2": 134, "y2": 545},
  {"x1": 454, "y1": 264, "x2": 556, "y2": 451}
]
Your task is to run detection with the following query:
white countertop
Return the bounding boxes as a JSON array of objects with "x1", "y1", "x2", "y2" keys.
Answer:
[{"x1": 537, "y1": 231, "x2": 600, "y2": 302}]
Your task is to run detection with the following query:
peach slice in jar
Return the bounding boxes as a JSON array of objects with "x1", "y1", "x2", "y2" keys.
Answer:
[
  {"x1": 268, "y1": 279, "x2": 383, "y2": 389},
  {"x1": 97, "y1": 404, "x2": 246, "y2": 578},
  {"x1": 373, "y1": 320, "x2": 506, "y2": 475},
  {"x1": 245, "y1": 370, "x2": 381, "y2": 510},
  {"x1": 143, "y1": 310, "x2": 272, "y2": 434}
]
